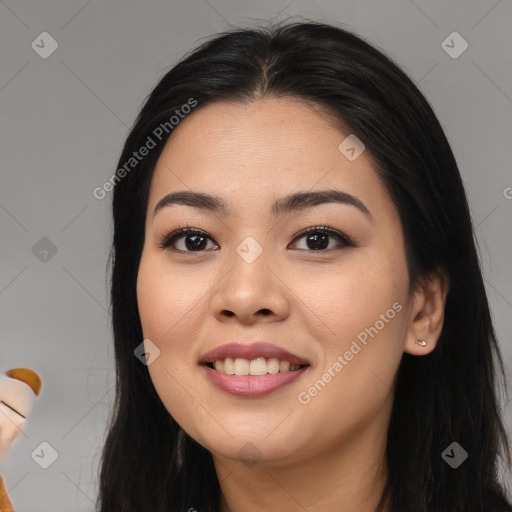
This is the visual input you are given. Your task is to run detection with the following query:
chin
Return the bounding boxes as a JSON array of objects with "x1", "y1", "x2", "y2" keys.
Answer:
[{"x1": 194, "y1": 428, "x2": 307, "y2": 468}]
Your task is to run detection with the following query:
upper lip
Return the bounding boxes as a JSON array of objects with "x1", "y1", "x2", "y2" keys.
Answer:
[{"x1": 199, "y1": 342, "x2": 310, "y2": 366}]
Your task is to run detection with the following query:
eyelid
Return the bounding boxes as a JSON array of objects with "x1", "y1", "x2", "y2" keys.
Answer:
[
  {"x1": 291, "y1": 224, "x2": 358, "y2": 248},
  {"x1": 158, "y1": 223, "x2": 218, "y2": 251},
  {"x1": 158, "y1": 223, "x2": 358, "y2": 252}
]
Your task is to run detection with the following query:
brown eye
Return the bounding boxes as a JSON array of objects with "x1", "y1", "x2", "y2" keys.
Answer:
[
  {"x1": 159, "y1": 225, "x2": 357, "y2": 254},
  {"x1": 159, "y1": 227, "x2": 219, "y2": 252},
  {"x1": 289, "y1": 226, "x2": 357, "y2": 251}
]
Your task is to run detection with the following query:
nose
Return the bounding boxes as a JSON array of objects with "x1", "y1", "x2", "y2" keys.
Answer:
[{"x1": 210, "y1": 246, "x2": 290, "y2": 325}]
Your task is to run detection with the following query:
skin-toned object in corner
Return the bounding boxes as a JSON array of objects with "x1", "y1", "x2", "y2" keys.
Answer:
[{"x1": 0, "y1": 368, "x2": 42, "y2": 512}]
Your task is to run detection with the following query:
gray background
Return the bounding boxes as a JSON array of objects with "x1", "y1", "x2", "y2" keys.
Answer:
[{"x1": 1, "y1": 1, "x2": 511, "y2": 510}]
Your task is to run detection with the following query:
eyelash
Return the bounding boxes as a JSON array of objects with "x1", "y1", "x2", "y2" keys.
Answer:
[{"x1": 158, "y1": 223, "x2": 359, "y2": 253}]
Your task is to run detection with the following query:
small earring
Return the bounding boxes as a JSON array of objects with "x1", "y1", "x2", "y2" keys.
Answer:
[{"x1": 416, "y1": 339, "x2": 427, "y2": 346}]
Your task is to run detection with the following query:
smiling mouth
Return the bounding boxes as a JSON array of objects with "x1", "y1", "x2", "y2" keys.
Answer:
[{"x1": 203, "y1": 357, "x2": 309, "y2": 376}]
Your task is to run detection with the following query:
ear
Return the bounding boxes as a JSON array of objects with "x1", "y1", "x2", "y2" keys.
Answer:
[{"x1": 404, "y1": 267, "x2": 450, "y2": 355}]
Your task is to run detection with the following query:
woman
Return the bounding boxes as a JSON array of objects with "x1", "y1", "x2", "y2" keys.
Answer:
[{"x1": 97, "y1": 20, "x2": 512, "y2": 511}]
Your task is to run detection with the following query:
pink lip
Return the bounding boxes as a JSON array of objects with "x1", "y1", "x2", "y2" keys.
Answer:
[
  {"x1": 199, "y1": 342, "x2": 311, "y2": 398},
  {"x1": 199, "y1": 342, "x2": 310, "y2": 366},
  {"x1": 201, "y1": 364, "x2": 310, "y2": 397}
]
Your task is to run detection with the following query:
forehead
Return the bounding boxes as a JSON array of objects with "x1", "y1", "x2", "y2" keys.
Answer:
[{"x1": 149, "y1": 97, "x2": 391, "y2": 220}]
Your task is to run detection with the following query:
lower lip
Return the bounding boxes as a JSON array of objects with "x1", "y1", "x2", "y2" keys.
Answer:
[{"x1": 201, "y1": 364, "x2": 309, "y2": 397}]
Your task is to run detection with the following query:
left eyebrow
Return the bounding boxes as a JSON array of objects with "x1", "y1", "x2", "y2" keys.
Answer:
[
  {"x1": 0, "y1": 400, "x2": 26, "y2": 419},
  {"x1": 153, "y1": 189, "x2": 373, "y2": 223}
]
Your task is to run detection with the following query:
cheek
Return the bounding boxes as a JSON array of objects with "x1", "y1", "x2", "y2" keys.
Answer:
[
  {"x1": 136, "y1": 252, "x2": 198, "y2": 342},
  {"x1": 137, "y1": 253, "x2": 167, "y2": 338},
  {"x1": 294, "y1": 254, "x2": 403, "y2": 331},
  {"x1": 136, "y1": 253, "x2": 208, "y2": 418},
  {"x1": 294, "y1": 251, "x2": 408, "y2": 382}
]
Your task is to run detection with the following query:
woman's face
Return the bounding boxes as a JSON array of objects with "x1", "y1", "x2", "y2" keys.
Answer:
[{"x1": 136, "y1": 97, "x2": 414, "y2": 466}]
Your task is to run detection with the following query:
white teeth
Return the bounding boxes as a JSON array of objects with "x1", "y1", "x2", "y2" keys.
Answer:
[
  {"x1": 209, "y1": 357, "x2": 305, "y2": 375},
  {"x1": 279, "y1": 361, "x2": 290, "y2": 372},
  {"x1": 224, "y1": 357, "x2": 235, "y2": 374},
  {"x1": 249, "y1": 357, "x2": 267, "y2": 376},
  {"x1": 234, "y1": 358, "x2": 249, "y2": 376},
  {"x1": 267, "y1": 357, "x2": 280, "y2": 374}
]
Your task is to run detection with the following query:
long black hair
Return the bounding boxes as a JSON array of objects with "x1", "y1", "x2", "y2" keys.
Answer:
[{"x1": 97, "y1": 19, "x2": 512, "y2": 512}]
